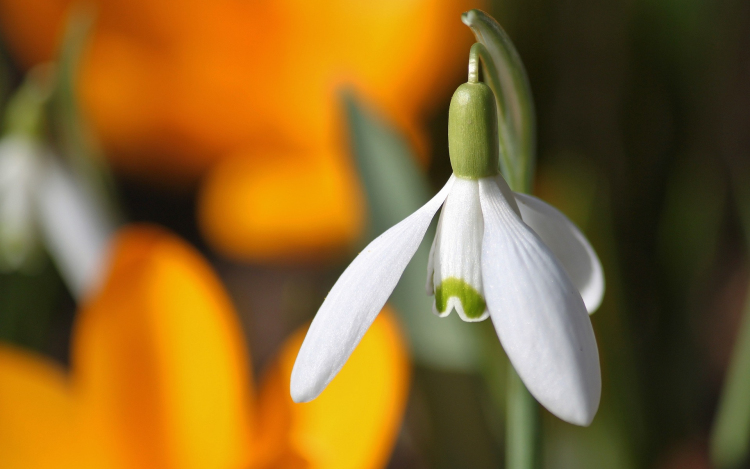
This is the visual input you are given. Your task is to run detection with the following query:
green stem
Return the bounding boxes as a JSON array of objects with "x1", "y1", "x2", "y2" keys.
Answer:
[
  {"x1": 468, "y1": 43, "x2": 483, "y2": 84},
  {"x1": 2, "y1": 67, "x2": 52, "y2": 138},
  {"x1": 504, "y1": 109, "x2": 537, "y2": 469},
  {"x1": 464, "y1": 15, "x2": 540, "y2": 468},
  {"x1": 506, "y1": 164, "x2": 538, "y2": 469},
  {"x1": 504, "y1": 76, "x2": 537, "y2": 465},
  {"x1": 506, "y1": 367, "x2": 540, "y2": 469},
  {"x1": 469, "y1": 42, "x2": 521, "y2": 191},
  {"x1": 52, "y1": 6, "x2": 122, "y2": 224}
]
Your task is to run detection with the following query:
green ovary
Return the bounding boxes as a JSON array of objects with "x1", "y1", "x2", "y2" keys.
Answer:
[{"x1": 434, "y1": 277, "x2": 487, "y2": 320}]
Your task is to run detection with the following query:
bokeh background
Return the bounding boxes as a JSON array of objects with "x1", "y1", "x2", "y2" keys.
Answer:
[{"x1": 0, "y1": 0, "x2": 749, "y2": 468}]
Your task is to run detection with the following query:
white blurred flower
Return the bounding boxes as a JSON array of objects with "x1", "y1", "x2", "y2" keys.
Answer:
[{"x1": 0, "y1": 134, "x2": 112, "y2": 298}]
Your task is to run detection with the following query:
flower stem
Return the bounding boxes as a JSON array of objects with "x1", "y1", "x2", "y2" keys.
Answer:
[
  {"x1": 505, "y1": 100, "x2": 538, "y2": 469},
  {"x1": 506, "y1": 357, "x2": 540, "y2": 469},
  {"x1": 468, "y1": 43, "x2": 483, "y2": 84},
  {"x1": 464, "y1": 16, "x2": 540, "y2": 467}
]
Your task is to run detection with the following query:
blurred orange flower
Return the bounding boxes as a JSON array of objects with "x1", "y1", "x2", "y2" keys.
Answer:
[
  {"x1": 0, "y1": 225, "x2": 410, "y2": 468},
  {"x1": 0, "y1": 0, "x2": 477, "y2": 260}
]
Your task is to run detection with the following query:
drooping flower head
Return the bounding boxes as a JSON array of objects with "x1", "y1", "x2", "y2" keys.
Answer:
[{"x1": 291, "y1": 51, "x2": 604, "y2": 426}]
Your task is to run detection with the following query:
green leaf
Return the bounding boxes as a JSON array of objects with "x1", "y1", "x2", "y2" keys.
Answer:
[
  {"x1": 462, "y1": 9, "x2": 536, "y2": 193},
  {"x1": 343, "y1": 91, "x2": 483, "y2": 371}
]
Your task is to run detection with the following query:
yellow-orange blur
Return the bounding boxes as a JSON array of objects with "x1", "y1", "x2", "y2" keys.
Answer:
[
  {"x1": 0, "y1": 225, "x2": 410, "y2": 468},
  {"x1": 0, "y1": 0, "x2": 477, "y2": 260}
]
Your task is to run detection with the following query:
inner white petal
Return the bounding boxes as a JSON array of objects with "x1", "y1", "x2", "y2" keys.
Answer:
[{"x1": 428, "y1": 177, "x2": 488, "y2": 322}]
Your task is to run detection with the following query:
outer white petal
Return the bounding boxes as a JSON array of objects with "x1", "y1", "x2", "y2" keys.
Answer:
[
  {"x1": 514, "y1": 191, "x2": 604, "y2": 313},
  {"x1": 291, "y1": 176, "x2": 455, "y2": 403},
  {"x1": 479, "y1": 178, "x2": 601, "y2": 426},
  {"x1": 429, "y1": 177, "x2": 488, "y2": 322}
]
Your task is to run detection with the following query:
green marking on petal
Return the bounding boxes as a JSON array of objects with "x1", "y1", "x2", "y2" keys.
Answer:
[{"x1": 435, "y1": 277, "x2": 487, "y2": 320}]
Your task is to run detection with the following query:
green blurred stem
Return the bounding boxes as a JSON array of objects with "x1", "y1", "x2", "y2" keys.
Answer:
[
  {"x1": 2, "y1": 68, "x2": 52, "y2": 138},
  {"x1": 465, "y1": 12, "x2": 540, "y2": 467},
  {"x1": 507, "y1": 367, "x2": 540, "y2": 469},
  {"x1": 52, "y1": 5, "x2": 122, "y2": 224},
  {"x1": 505, "y1": 173, "x2": 538, "y2": 469}
]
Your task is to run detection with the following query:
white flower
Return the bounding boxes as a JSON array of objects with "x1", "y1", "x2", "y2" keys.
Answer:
[
  {"x1": 0, "y1": 134, "x2": 113, "y2": 298},
  {"x1": 291, "y1": 80, "x2": 605, "y2": 426}
]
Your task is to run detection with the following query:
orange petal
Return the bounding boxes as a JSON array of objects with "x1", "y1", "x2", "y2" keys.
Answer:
[
  {"x1": 73, "y1": 225, "x2": 255, "y2": 469},
  {"x1": 198, "y1": 147, "x2": 364, "y2": 262},
  {"x1": 0, "y1": 0, "x2": 67, "y2": 67},
  {"x1": 254, "y1": 306, "x2": 410, "y2": 469},
  {"x1": 0, "y1": 344, "x2": 87, "y2": 469}
]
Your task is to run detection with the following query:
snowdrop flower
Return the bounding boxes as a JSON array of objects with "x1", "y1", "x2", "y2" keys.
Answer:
[{"x1": 291, "y1": 76, "x2": 604, "y2": 426}]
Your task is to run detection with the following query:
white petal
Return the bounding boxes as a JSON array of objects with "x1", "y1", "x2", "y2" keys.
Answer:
[
  {"x1": 478, "y1": 178, "x2": 601, "y2": 426},
  {"x1": 36, "y1": 159, "x2": 114, "y2": 300},
  {"x1": 429, "y1": 177, "x2": 488, "y2": 322},
  {"x1": 425, "y1": 211, "x2": 442, "y2": 295},
  {"x1": 514, "y1": 191, "x2": 604, "y2": 313},
  {"x1": 291, "y1": 176, "x2": 455, "y2": 403}
]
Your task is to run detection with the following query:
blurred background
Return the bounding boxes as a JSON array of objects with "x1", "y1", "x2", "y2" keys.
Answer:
[{"x1": 0, "y1": 0, "x2": 749, "y2": 468}]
